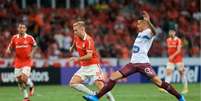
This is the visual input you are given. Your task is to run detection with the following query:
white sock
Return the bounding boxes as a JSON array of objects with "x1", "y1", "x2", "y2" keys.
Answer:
[
  {"x1": 17, "y1": 82, "x2": 23, "y2": 90},
  {"x1": 27, "y1": 78, "x2": 34, "y2": 87},
  {"x1": 181, "y1": 74, "x2": 188, "y2": 89},
  {"x1": 23, "y1": 87, "x2": 28, "y2": 98},
  {"x1": 105, "y1": 91, "x2": 115, "y2": 101},
  {"x1": 71, "y1": 84, "x2": 95, "y2": 95},
  {"x1": 165, "y1": 75, "x2": 172, "y2": 83}
]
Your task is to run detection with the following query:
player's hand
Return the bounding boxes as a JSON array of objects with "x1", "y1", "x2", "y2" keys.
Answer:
[
  {"x1": 169, "y1": 55, "x2": 175, "y2": 61},
  {"x1": 142, "y1": 11, "x2": 150, "y2": 21},
  {"x1": 5, "y1": 48, "x2": 11, "y2": 54},
  {"x1": 67, "y1": 57, "x2": 79, "y2": 62},
  {"x1": 29, "y1": 52, "x2": 33, "y2": 58},
  {"x1": 69, "y1": 46, "x2": 73, "y2": 52}
]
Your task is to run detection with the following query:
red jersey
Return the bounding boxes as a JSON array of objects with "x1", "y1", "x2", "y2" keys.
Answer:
[
  {"x1": 74, "y1": 34, "x2": 100, "y2": 66},
  {"x1": 166, "y1": 37, "x2": 183, "y2": 63},
  {"x1": 9, "y1": 34, "x2": 37, "y2": 68}
]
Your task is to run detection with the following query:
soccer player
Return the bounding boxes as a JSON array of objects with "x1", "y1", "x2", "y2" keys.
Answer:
[
  {"x1": 68, "y1": 20, "x2": 115, "y2": 101},
  {"x1": 6, "y1": 23, "x2": 37, "y2": 101},
  {"x1": 83, "y1": 11, "x2": 186, "y2": 101},
  {"x1": 165, "y1": 29, "x2": 188, "y2": 94}
]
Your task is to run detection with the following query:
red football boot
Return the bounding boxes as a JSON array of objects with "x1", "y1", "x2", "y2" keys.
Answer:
[
  {"x1": 29, "y1": 86, "x2": 35, "y2": 96},
  {"x1": 23, "y1": 98, "x2": 30, "y2": 101}
]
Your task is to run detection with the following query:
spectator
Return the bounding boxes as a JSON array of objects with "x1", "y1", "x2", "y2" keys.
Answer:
[{"x1": 0, "y1": 0, "x2": 200, "y2": 59}]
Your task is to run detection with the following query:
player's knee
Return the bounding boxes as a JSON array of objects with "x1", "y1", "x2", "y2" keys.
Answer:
[
  {"x1": 95, "y1": 81, "x2": 104, "y2": 90},
  {"x1": 166, "y1": 69, "x2": 173, "y2": 76},
  {"x1": 110, "y1": 71, "x2": 123, "y2": 80},
  {"x1": 69, "y1": 83, "x2": 79, "y2": 89},
  {"x1": 69, "y1": 81, "x2": 74, "y2": 87},
  {"x1": 69, "y1": 83, "x2": 74, "y2": 88},
  {"x1": 17, "y1": 76, "x2": 23, "y2": 82},
  {"x1": 179, "y1": 69, "x2": 185, "y2": 76},
  {"x1": 69, "y1": 80, "x2": 78, "y2": 88},
  {"x1": 69, "y1": 79, "x2": 77, "y2": 88},
  {"x1": 110, "y1": 74, "x2": 118, "y2": 81},
  {"x1": 21, "y1": 74, "x2": 28, "y2": 83}
]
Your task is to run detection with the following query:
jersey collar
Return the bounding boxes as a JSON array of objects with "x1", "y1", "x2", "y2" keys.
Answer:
[
  {"x1": 170, "y1": 36, "x2": 178, "y2": 40},
  {"x1": 17, "y1": 33, "x2": 27, "y2": 38}
]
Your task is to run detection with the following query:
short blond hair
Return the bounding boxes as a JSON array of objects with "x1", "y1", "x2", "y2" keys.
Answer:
[{"x1": 73, "y1": 21, "x2": 85, "y2": 28}]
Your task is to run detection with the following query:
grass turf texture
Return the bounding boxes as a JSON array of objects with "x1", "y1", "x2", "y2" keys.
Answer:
[{"x1": 0, "y1": 83, "x2": 200, "y2": 101}]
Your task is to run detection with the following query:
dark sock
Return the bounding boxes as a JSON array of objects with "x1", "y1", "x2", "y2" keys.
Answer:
[
  {"x1": 161, "y1": 81, "x2": 181, "y2": 99},
  {"x1": 96, "y1": 79, "x2": 117, "y2": 98}
]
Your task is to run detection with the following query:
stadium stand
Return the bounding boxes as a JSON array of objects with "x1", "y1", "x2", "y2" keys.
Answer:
[{"x1": 0, "y1": 0, "x2": 200, "y2": 59}]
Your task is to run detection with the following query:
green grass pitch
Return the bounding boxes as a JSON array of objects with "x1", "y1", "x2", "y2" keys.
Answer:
[{"x1": 0, "y1": 83, "x2": 200, "y2": 101}]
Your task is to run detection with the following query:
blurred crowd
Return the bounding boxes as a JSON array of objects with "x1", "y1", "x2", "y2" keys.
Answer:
[{"x1": 0, "y1": 0, "x2": 200, "y2": 60}]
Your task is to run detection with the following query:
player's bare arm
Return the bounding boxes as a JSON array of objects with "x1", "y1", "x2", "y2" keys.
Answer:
[
  {"x1": 68, "y1": 52, "x2": 93, "y2": 62},
  {"x1": 5, "y1": 39, "x2": 13, "y2": 54},
  {"x1": 69, "y1": 41, "x2": 75, "y2": 52},
  {"x1": 6, "y1": 45, "x2": 12, "y2": 54},
  {"x1": 79, "y1": 52, "x2": 93, "y2": 61},
  {"x1": 29, "y1": 45, "x2": 37, "y2": 58},
  {"x1": 143, "y1": 11, "x2": 157, "y2": 35},
  {"x1": 170, "y1": 44, "x2": 182, "y2": 60}
]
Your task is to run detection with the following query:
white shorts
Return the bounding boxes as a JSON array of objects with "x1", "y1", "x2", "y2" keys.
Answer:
[
  {"x1": 14, "y1": 66, "x2": 31, "y2": 78},
  {"x1": 74, "y1": 64, "x2": 104, "y2": 82},
  {"x1": 166, "y1": 62, "x2": 184, "y2": 71}
]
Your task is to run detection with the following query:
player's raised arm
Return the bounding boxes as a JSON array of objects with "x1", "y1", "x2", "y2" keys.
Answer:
[{"x1": 143, "y1": 11, "x2": 157, "y2": 35}]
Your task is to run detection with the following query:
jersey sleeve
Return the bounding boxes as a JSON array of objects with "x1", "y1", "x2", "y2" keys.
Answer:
[
  {"x1": 86, "y1": 38, "x2": 94, "y2": 53},
  {"x1": 142, "y1": 29, "x2": 153, "y2": 40},
  {"x1": 30, "y1": 36, "x2": 37, "y2": 46}
]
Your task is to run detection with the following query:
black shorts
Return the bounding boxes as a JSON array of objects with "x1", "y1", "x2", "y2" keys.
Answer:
[{"x1": 119, "y1": 63, "x2": 157, "y2": 78}]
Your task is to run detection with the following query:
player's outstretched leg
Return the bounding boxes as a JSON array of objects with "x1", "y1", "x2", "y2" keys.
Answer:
[
  {"x1": 17, "y1": 76, "x2": 24, "y2": 94},
  {"x1": 21, "y1": 74, "x2": 30, "y2": 101},
  {"x1": 27, "y1": 77, "x2": 35, "y2": 96},
  {"x1": 181, "y1": 72, "x2": 188, "y2": 94},
  {"x1": 178, "y1": 64, "x2": 188, "y2": 94},
  {"x1": 83, "y1": 71, "x2": 123, "y2": 101},
  {"x1": 70, "y1": 75, "x2": 95, "y2": 95},
  {"x1": 94, "y1": 80, "x2": 115, "y2": 101},
  {"x1": 83, "y1": 79, "x2": 116, "y2": 101},
  {"x1": 159, "y1": 66, "x2": 174, "y2": 93},
  {"x1": 151, "y1": 76, "x2": 186, "y2": 101}
]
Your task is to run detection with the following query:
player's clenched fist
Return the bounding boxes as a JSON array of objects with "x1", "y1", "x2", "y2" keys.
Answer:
[
  {"x1": 5, "y1": 48, "x2": 11, "y2": 54},
  {"x1": 142, "y1": 11, "x2": 150, "y2": 21},
  {"x1": 68, "y1": 57, "x2": 80, "y2": 62}
]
